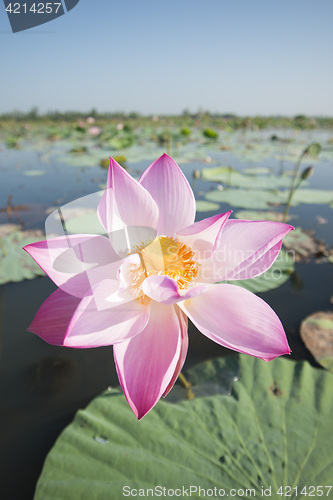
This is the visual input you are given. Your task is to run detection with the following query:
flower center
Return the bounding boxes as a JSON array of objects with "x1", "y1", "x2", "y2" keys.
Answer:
[{"x1": 128, "y1": 236, "x2": 199, "y2": 304}]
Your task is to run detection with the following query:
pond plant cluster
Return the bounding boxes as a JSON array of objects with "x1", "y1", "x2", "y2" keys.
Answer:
[{"x1": 0, "y1": 112, "x2": 333, "y2": 499}]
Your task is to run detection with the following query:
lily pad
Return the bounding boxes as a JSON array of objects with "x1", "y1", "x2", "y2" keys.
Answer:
[
  {"x1": 0, "y1": 229, "x2": 45, "y2": 284},
  {"x1": 0, "y1": 224, "x2": 21, "y2": 237},
  {"x1": 203, "y1": 128, "x2": 218, "y2": 139},
  {"x1": 234, "y1": 210, "x2": 288, "y2": 222},
  {"x1": 205, "y1": 188, "x2": 283, "y2": 209},
  {"x1": 243, "y1": 167, "x2": 272, "y2": 174},
  {"x1": 201, "y1": 167, "x2": 292, "y2": 189},
  {"x1": 22, "y1": 170, "x2": 46, "y2": 176},
  {"x1": 56, "y1": 154, "x2": 99, "y2": 168},
  {"x1": 64, "y1": 212, "x2": 106, "y2": 235},
  {"x1": 229, "y1": 249, "x2": 294, "y2": 293},
  {"x1": 283, "y1": 228, "x2": 322, "y2": 261},
  {"x1": 300, "y1": 312, "x2": 333, "y2": 373},
  {"x1": 291, "y1": 189, "x2": 333, "y2": 206},
  {"x1": 195, "y1": 200, "x2": 220, "y2": 212},
  {"x1": 34, "y1": 355, "x2": 333, "y2": 499},
  {"x1": 205, "y1": 188, "x2": 333, "y2": 210},
  {"x1": 109, "y1": 135, "x2": 134, "y2": 150}
]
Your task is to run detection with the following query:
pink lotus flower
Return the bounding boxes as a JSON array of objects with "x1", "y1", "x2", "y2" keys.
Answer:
[
  {"x1": 88, "y1": 126, "x2": 101, "y2": 136},
  {"x1": 24, "y1": 154, "x2": 293, "y2": 419}
]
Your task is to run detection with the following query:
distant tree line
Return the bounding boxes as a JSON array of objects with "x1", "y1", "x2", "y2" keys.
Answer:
[{"x1": 0, "y1": 107, "x2": 332, "y2": 129}]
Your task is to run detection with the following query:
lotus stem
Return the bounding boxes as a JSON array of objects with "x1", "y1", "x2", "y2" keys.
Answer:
[
  {"x1": 282, "y1": 149, "x2": 306, "y2": 223},
  {"x1": 178, "y1": 371, "x2": 195, "y2": 400},
  {"x1": 168, "y1": 131, "x2": 172, "y2": 156},
  {"x1": 0, "y1": 238, "x2": 7, "y2": 257}
]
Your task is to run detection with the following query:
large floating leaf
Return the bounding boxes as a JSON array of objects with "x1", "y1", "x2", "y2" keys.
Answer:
[
  {"x1": 292, "y1": 189, "x2": 333, "y2": 206},
  {"x1": 0, "y1": 228, "x2": 45, "y2": 284},
  {"x1": 201, "y1": 167, "x2": 292, "y2": 189},
  {"x1": 109, "y1": 135, "x2": 134, "y2": 150},
  {"x1": 300, "y1": 312, "x2": 333, "y2": 373},
  {"x1": 65, "y1": 212, "x2": 106, "y2": 235},
  {"x1": 206, "y1": 187, "x2": 333, "y2": 210},
  {"x1": 283, "y1": 228, "x2": 320, "y2": 261},
  {"x1": 22, "y1": 169, "x2": 46, "y2": 176},
  {"x1": 195, "y1": 200, "x2": 220, "y2": 212},
  {"x1": 34, "y1": 355, "x2": 333, "y2": 499},
  {"x1": 56, "y1": 154, "x2": 100, "y2": 167},
  {"x1": 243, "y1": 167, "x2": 272, "y2": 174},
  {"x1": 227, "y1": 249, "x2": 294, "y2": 293},
  {"x1": 234, "y1": 210, "x2": 288, "y2": 222},
  {"x1": 205, "y1": 188, "x2": 283, "y2": 209}
]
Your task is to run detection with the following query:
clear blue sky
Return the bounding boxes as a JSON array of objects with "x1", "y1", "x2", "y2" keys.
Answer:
[{"x1": 0, "y1": 0, "x2": 332, "y2": 116}]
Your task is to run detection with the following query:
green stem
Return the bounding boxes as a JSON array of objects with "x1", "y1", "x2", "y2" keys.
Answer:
[
  {"x1": 0, "y1": 238, "x2": 7, "y2": 257},
  {"x1": 167, "y1": 131, "x2": 172, "y2": 156},
  {"x1": 282, "y1": 150, "x2": 306, "y2": 223},
  {"x1": 178, "y1": 371, "x2": 195, "y2": 400}
]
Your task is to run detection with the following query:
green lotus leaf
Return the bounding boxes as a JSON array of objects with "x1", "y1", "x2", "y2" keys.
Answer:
[
  {"x1": 243, "y1": 167, "x2": 272, "y2": 174},
  {"x1": 291, "y1": 189, "x2": 333, "y2": 206},
  {"x1": 56, "y1": 154, "x2": 99, "y2": 167},
  {"x1": 0, "y1": 229, "x2": 45, "y2": 284},
  {"x1": 195, "y1": 200, "x2": 220, "y2": 212},
  {"x1": 206, "y1": 187, "x2": 333, "y2": 210},
  {"x1": 282, "y1": 228, "x2": 318, "y2": 259},
  {"x1": 22, "y1": 170, "x2": 46, "y2": 176},
  {"x1": 34, "y1": 355, "x2": 333, "y2": 499},
  {"x1": 109, "y1": 135, "x2": 134, "y2": 150},
  {"x1": 205, "y1": 189, "x2": 283, "y2": 209},
  {"x1": 203, "y1": 128, "x2": 218, "y2": 139},
  {"x1": 300, "y1": 312, "x2": 333, "y2": 373},
  {"x1": 318, "y1": 357, "x2": 333, "y2": 372},
  {"x1": 69, "y1": 146, "x2": 88, "y2": 154},
  {"x1": 234, "y1": 210, "x2": 287, "y2": 222},
  {"x1": 180, "y1": 127, "x2": 192, "y2": 136},
  {"x1": 201, "y1": 167, "x2": 293, "y2": 189},
  {"x1": 64, "y1": 212, "x2": 106, "y2": 235}
]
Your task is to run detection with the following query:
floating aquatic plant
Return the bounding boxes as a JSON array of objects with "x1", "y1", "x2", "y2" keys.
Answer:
[{"x1": 283, "y1": 142, "x2": 321, "y2": 222}]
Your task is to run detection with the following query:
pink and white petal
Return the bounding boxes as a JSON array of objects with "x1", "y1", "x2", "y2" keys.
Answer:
[
  {"x1": 230, "y1": 240, "x2": 283, "y2": 280},
  {"x1": 28, "y1": 288, "x2": 81, "y2": 345},
  {"x1": 114, "y1": 301, "x2": 182, "y2": 419},
  {"x1": 139, "y1": 154, "x2": 196, "y2": 236},
  {"x1": 97, "y1": 157, "x2": 158, "y2": 236},
  {"x1": 176, "y1": 211, "x2": 232, "y2": 261},
  {"x1": 117, "y1": 253, "x2": 141, "y2": 289},
  {"x1": 199, "y1": 219, "x2": 294, "y2": 282},
  {"x1": 142, "y1": 275, "x2": 207, "y2": 305},
  {"x1": 64, "y1": 279, "x2": 150, "y2": 348},
  {"x1": 180, "y1": 283, "x2": 291, "y2": 361},
  {"x1": 24, "y1": 234, "x2": 120, "y2": 298},
  {"x1": 162, "y1": 305, "x2": 189, "y2": 398}
]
